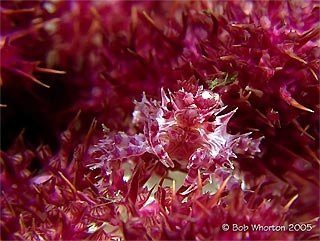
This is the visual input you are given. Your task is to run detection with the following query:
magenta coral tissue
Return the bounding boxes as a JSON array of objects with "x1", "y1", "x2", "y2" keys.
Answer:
[
  {"x1": 93, "y1": 83, "x2": 263, "y2": 187},
  {"x1": 1, "y1": 0, "x2": 319, "y2": 240}
]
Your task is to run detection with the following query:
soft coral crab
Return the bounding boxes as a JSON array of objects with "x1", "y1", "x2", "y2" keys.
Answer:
[{"x1": 93, "y1": 82, "x2": 262, "y2": 185}]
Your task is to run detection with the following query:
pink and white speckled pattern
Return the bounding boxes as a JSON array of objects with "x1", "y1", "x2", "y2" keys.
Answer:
[{"x1": 94, "y1": 84, "x2": 262, "y2": 185}]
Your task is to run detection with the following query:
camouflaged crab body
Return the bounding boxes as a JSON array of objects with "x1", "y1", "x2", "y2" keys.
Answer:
[{"x1": 94, "y1": 85, "x2": 261, "y2": 185}]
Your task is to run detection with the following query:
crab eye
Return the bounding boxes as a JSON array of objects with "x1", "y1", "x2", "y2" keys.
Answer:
[
  {"x1": 223, "y1": 162, "x2": 232, "y2": 168},
  {"x1": 208, "y1": 115, "x2": 216, "y2": 122},
  {"x1": 166, "y1": 102, "x2": 173, "y2": 111}
]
